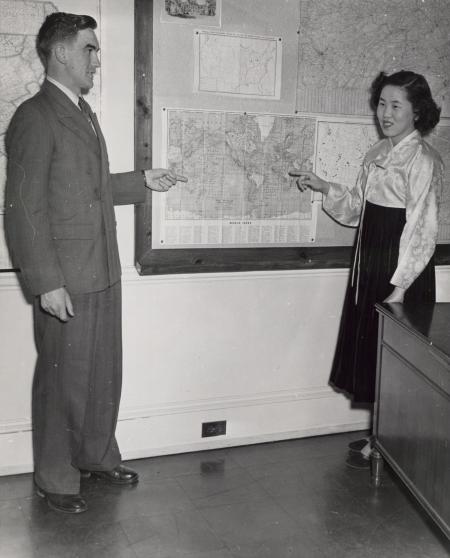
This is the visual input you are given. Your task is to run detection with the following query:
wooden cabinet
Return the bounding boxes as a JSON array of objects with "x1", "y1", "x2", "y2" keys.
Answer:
[{"x1": 373, "y1": 302, "x2": 450, "y2": 540}]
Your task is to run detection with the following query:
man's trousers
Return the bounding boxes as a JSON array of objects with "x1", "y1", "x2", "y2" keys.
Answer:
[{"x1": 32, "y1": 282, "x2": 122, "y2": 494}]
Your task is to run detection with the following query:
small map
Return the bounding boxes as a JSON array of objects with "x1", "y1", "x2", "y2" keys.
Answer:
[
  {"x1": 155, "y1": 109, "x2": 317, "y2": 247},
  {"x1": 428, "y1": 126, "x2": 450, "y2": 242},
  {"x1": 194, "y1": 30, "x2": 282, "y2": 99},
  {"x1": 296, "y1": 0, "x2": 450, "y2": 116},
  {"x1": 316, "y1": 121, "x2": 379, "y2": 187},
  {"x1": 316, "y1": 121, "x2": 450, "y2": 244}
]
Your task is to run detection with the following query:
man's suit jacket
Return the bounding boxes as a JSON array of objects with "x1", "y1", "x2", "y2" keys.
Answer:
[{"x1": 5, "y1": 80, "x2": 146, "y2": 296}]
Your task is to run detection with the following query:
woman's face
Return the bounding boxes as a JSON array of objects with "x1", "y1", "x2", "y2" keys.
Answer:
[{"x1": 376, "y1": 85, "x2": 417, "y2": 145}]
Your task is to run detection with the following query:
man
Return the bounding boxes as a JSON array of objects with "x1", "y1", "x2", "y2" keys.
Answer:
[{"x1": 5, "y1": 12, "x2": 186, "y2": 514}]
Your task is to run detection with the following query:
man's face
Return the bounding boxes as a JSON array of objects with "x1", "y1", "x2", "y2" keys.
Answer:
[{"x1": 62, "y1": 28, "x2": 100, "y2": 95}]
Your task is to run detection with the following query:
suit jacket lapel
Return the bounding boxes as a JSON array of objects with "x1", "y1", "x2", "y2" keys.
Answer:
[{"x1": 41, "y1": 80, "x2": 101, "y2": 156}]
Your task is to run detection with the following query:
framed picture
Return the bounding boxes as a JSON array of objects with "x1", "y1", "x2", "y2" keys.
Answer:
[{"x1": 161, "y1": 0, "x2": 221, "y2": 27}]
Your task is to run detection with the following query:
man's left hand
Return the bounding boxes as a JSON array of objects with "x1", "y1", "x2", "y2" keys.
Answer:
[{"x1": 144, "y1": 168, "x2": 187, "y2": 192}]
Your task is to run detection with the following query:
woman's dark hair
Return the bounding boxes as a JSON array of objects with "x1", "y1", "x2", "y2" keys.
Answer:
[
  {"x1": 370, "y1": 70, "x2": 441, "y2": 135},
  {"x1": 37, "y1": 12, "x2": 97, "y2": 68}
]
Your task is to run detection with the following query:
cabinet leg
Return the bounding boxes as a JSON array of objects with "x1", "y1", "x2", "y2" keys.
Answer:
[{"x1": 371, "y1": 449, "x2": 384, "y2": 487}]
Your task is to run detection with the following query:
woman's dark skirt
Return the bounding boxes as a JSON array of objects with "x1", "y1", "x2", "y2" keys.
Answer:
[{"x1": 329, "y1": 201, "x2": 436, "y2": 403}]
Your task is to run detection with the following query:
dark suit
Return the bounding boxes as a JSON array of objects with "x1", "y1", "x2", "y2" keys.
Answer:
[{"x1": 5, "y1": 80, "x2": 146, "y2": 493}]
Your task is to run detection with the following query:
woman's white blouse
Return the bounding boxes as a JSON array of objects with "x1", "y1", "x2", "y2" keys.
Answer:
[{"x1": 323, "y1": 130, "x2": 444, "y2": 290}]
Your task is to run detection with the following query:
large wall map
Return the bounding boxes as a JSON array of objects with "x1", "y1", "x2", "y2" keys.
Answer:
[
  {"x1": 296, "y1": 0, "x2": 450, "y2": 116},
  {"x1": 0, "y1": 0, "x2": 57, "y2": 205},
  {"x1": 154, "y1": 109, "x2": 317, "y2": 247},
  {"x1": 0, "y1": 0, "x2": 99, "y2": 269},
  {"x1": 0, "y1": 0, "x2": 57, "y2": 268}
]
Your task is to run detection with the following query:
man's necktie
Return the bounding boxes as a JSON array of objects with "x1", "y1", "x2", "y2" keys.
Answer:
[
  {"x1": 78, "y1": 97, "x2": 97, "y2": 136},
  {"x1": 78, "y1": 96, "x2": 92, "y2": 117}
]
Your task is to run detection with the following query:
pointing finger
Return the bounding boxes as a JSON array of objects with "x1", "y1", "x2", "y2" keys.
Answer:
[
  {"x1": 288, "y1": 169, "x2": 311, "y2": 178},
  {"x1": 166, "y1": 170, "x2": 188, "y2": 183},
  {"x1": 288, "y1": 169, "x2": 300, "y2": 177}
]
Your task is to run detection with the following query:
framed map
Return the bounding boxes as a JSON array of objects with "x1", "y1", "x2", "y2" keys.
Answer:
[{"x1": 134, "y1": 0, "x2": 450, "y2": 275}]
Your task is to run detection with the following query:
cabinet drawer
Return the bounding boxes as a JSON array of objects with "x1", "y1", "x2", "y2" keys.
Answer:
[{"x1": 382, "y1": 318, "x2": 450, "y2": 395}]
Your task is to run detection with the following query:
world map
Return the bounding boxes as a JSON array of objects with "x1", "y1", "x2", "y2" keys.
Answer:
[
  {"x1": 156, "y1": 109, "x2": 317, "y2": 246},
  {"x1": 296, "y1": 0, "x2": 450, "y2": 116}
]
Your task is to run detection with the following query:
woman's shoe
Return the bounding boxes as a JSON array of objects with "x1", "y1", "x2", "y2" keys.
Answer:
[
  {"x1": 348, "y1": 436, "x2": 373, "y2": 456},
  {"x1": 346, "y1": 452, "x2": 370, "y2": 470}
]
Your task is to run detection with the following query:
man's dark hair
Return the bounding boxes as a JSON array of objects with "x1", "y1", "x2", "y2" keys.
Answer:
[
  {"x1": 37, "y1": 12, "x2": 97, "y2": 68},
  {"x1": 370, "y1": 70, "x2": 441, "y2": 135}
]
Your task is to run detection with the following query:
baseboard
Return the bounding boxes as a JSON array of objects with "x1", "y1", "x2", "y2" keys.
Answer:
[
  {"x1": 0, "y1": 390, "x2": 370, "y2": 476},
  {"x1": 0, "y1": 421, "x2": 369, "y2": 477},
  {"x1": 118, "y1": 420, "x2": 370, "y2": 461}
]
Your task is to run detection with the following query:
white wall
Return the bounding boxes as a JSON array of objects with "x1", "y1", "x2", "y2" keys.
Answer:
[{"x1": 1, "y1": 0, "x2": 449, "y2": 475}]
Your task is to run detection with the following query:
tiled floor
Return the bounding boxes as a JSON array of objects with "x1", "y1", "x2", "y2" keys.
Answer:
[{"x1": 0, "y1": 431, "x2": 448, "y2": 557}]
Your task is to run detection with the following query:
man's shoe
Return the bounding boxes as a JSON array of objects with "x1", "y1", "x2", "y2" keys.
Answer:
[
  {"x1": 81, "y1": 465, "x2": 139, "y2": 485},
  {"x1": 36, "y1": 486, "x2": 87, "y2": 514}
]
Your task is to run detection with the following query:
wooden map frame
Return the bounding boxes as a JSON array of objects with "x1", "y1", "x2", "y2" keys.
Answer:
[{"x1": 133, "y1": 0, "x2": 450, "y2": 275}]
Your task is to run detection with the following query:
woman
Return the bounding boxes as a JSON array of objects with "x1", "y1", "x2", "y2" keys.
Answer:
[{"x1": 289, "y1": 71, "x2": 443, "y2": 467}]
